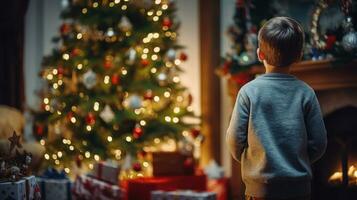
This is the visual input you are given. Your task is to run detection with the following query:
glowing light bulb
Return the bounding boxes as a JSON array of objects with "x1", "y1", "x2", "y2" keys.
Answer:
[
  {"x1": 164, "y1": 91, "x2": 170, "y2": 98},
  {"x1": 40, "y1": 139, "x2": 45, "y2": 146},
  {"x1": 62, "y1": 53, "x2": 69, "y2": 60},
  {"x1": 52, "y1": 154, "x2": 57, "y2": 160},
  {"x1": 126, "y1": 136, "x2": 132, "y2": 142},
  {"x1": 77, "y1": 63, "x2": 83, "y2": 70},
  {"x1": 46, "y1": 74, "x2": 53, "y2": 80},
  {"x1": 69, "y1": 146, "x2": 74, "y2": 151},
  {"x1": 43, "y1": 98, "x2": 49, "y2": 104},
  {"x1": 77, "y1": 33, "x2": 83, "y2": 39},
  {"x1": 155, "y1": 0, "x2": 161, "y2": 4},
  {"x1": 121, "y1": 5, "x2": 127, "y2": 10},
  {"x1": 94, "y1": 154, "x2": 100, "y2": 161},
  {"x1": 64, "y1": 168, "x2": 70, "y2": 173},
  {"x1": 154, "y1": 138, "x2": 160, "y2": 144},
  {"x1": 93, "y1": 2, "x2": 98, "y2": 7},
  {"x1": 82, "y1": 8, "x2": 87, "y2": 14},
  {"x1": 154, "y1": 47, "x2": 160, "y2": 52},
  {"x1": 107, "y1": 136, "x2": 113, "y2": 142},
  {"x1": 57, "y1": 151, "x2": 63, "y2": 158},
  {"x1": 122, "y1": 69, "x2": 128, "y2": 75},
  {"x1": 44, "y1": 154, "x2": 50, "y2": 160},
  {"x1": 85, "y1": 151, "x2": 90, "y2": 158},
  {"x1": 153, "y1": 16, "x2": 159, "y2": 21},
  {"x1": 140, "y1": 120, "x2": 146, "y2": 126},
  {"x1": 151, "y1": 54, "x2": 158, "y2": 60},
  {"x1": 151, "y1": 68, "x2": 157, "y2": 73},
  {"x1": 154, "y1": 96, "x2": 160, "y2": 102},
  {"x1": 174, "y1": 107, "x2": 180, "y2": 113},
  {"x1": 104, "y1": 75, "x2": 110, "y2": 84},
  {"x1": 173, "y1": 117, "x2": 179, "y2": 123},
  {"x1": 143, "y1": 48, "x2": 149, "y2": 53},
  {"x1": 162, "y1": 4, "x2": 168, "y2": 10},
  {"x1": 55, "y1": 160, "x2": 60, "y2": 165},
  {"x1": 86, "y1": 125, "x2": 92, "y2": 131},
  {"x1": 70, "y1": 117, "x2": 76, "y2": 123},
  {"x1": 93, "y1": 102, "x2": 100, "y2": 111},
  {"x1": 165, "y1": 116, "x2": 171, "y2": 122}
]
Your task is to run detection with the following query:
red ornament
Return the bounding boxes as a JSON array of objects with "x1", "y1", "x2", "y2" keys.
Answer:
[
  {"x1": 325, "y1": 35, "x2": 337, "y2": 50},
  {"x1": 76, "y1": 155, "x2": 82, "y2": 167},
  {"x1": 86, "y1": 113, "x2": 96, "y2": 125},
  {"x1": 35, "y1": 124, "x2": 44, "y2": 136},
  {"x1": 60, "y1": 23, "x2": 71, "y2": 35},
  {"x1": 162, "y1": 17, "x2": 173, "y2": 28},
  {"x1": 133, "y1": 162, "x2": 142, "y2": 172},
  {"x1": 58, "y1": 66, "x2": 64, "y2": 76},
  {"x1": 133, "y1": 126, "x2": 143, "y2": 139},
  {"x1": 144, "y1": 90, "x2": 154, "y2": 100},
  {"x1": 179, "y1": 52, "x2": 188, "y2": 61},
  {"x1": 183, "y1": 157, "x2": 194, "y2": 169},
  {"x1": 138, "y1": 150, "x2": 147, "y2": 158},
  {"x1": 141, "y1": 59, "x2": 149, "y2": 67},
  {"x1": 190, "y1": 128, "x2": 201, "y2": 138},
  {"x1": 231, "y1": 72, "x2": 251, "y2": 85},
  {"x1": 104, "y1": 60, "x2": 113, "y2": 69},
  {"x1": 111, "y1": 74, "x2": 120, "y2": 85},
  {"x1": 71, "y1": 48, "x2": 81, "y2": 57}
]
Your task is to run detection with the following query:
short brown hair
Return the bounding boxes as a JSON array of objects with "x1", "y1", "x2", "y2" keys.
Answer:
[{"x1": 258, "y1": 17, "x2": 304, "y2": 67}]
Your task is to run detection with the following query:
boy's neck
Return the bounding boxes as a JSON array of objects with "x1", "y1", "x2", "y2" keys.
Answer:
[{"x1": 264, "y1": 62, "x2": 291, "y2": 74}]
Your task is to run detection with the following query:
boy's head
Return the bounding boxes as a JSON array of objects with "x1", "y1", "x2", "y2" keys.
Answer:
[{"x1": 257, "y1": 17, "x2": 304, "y2": 67}]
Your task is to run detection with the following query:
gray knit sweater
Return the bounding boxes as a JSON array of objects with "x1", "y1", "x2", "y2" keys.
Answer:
[{"x1": 226, "y1": 73, "x2": 327, "y2": 198}]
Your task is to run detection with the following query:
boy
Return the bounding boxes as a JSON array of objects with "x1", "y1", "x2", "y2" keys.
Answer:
[{"x1": 226, "y1": 17, "x2": 327, "y2": 200}]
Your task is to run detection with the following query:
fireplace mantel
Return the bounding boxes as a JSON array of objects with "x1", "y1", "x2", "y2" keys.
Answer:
[{"x1": 248, "y1": 59, "x2": 357, "y2": 91}]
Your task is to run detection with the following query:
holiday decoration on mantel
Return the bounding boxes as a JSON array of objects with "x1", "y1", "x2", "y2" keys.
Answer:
[
  {"x1": 32, "y1": 0, "x2": 199, "y2": 176},
  {"x1": 216, "y1": 0, "x2": 276, "y2": 86},
  {"x1": 0, "y1": 131, "x2": 42, "y2": 200},
  {"x1": 310, "y1": 0, "x2": 357, "y2": 60}
]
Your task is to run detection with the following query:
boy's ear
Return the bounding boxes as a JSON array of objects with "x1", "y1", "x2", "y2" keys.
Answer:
[{"x1": 257, "y1": 48, "x2": 264, "y2": 62}]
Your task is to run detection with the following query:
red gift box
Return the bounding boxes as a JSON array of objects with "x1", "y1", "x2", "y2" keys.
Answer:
[
  {"x1": 122, "y1": 175, "x2": 207, "y2": 200},
  {"x1": 207, "y1": 178, "x2": 229, "y2": 200}
]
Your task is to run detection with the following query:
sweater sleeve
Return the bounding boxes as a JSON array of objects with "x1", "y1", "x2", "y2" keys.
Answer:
[
  {"x1": 226, "y1": 90, "x2": 250, "y2": 162},
  {"x1": 305, "y1": 93, "x2": 327, "y2": 163}
]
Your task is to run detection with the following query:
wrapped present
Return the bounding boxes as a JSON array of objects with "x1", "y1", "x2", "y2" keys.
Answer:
[
  {"x1": 91, "y1": 161, "x2": 120, "y2": 184},
  {"x1": 0, "y1": 175, "x2": 41, "y2": 200},
  {"x1": 37, "y1": 168, "x2": 72, "y2": 200},
  {"x1": 123, "y1": 175, "x2": 207, "y2": 200},
  {"x1": 151, "y1": 190, "x2": 217, "y2": 200},
  {"x1": 152, "y1": 152, "x2": 195, "y2": 176},
  {"x1": 73, "y1": 174, "x2": 123, "y2": 200}
]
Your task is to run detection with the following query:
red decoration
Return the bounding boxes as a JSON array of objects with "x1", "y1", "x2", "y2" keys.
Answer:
[
  {"x1": 86, "y1": 113, "x2": 96, "y2": 125},
  {"x1": 71, "y1": 48, "x2": 81, "y2": 57},
  {"x1": 162, "y1": 17, "x2": 173, "y2": 28},
  {"x1": 179, "y1": 52, "x2": 188, "y2": 61},
  {"x1": 60, "y1": 23, "x2": 71, "y2": 35},
  {"x1": 144, "y1": 90, "x2": 154, "y2": 100},
  {"x1": 133, "y1": 163, "x2": 142, "y2": 172},
  {"x1": 111, "y1": 74, "x2": 120, "y2": 85},
  {"x1": 141, "y1": 59, "x2": 149, "y2": 67},
  {"x1": 190, "y1": 128, "x2": 201, "y2": 138},
  {"x1": 325, "y1": 35, "x2": 337, "y2": 50},
  {"x1": 138, "y1": 150, "x2": 148, "y2": 159},
  {"x1": 207, "y1": 178, "x2": 229, "y2": 200},
  {"x1": 231, "y1": 72, "x2": 251, "y2": 85},
  {"x1": 76, "y1": 155, "x2": 82, "y2": 167},
  {"x1": 58, "y1": 66, "x2": 64, "y2": 76},
  {"x1": 104, "y1": 60, "x2": 113, "y2": 69},
  {"x1": 133, "y1": 126, "x2": 143, "y2": 139},
  {"x1": 122, "y1": 175, "x2": 207, "y2": 200},
  {"x1": 183, "y1": 157, "x2": 194, "y2": 171},
  {"x1": 35, "y1": 124, "x2": 44, "y2": 136}
]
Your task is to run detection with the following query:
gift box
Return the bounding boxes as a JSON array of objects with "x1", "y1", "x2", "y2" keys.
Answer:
[
  {"x1": 123, "y1": 175, "x2": 207, "y2": 200},
  {"x1": 90, "y1": 161, "x2": 120, "y2": 184},
  {"x1": 152, "y1": 152, "x2": 195, "y2": 176},
  {"x1": 37, "y1": 168, "x2": 72, "y2": 200},
  {"x1": 73, "y1": 174, "x2": 123, "y2": 200},
  {"x1": 0, "y1": 175, "x2": 41, "y2": 200},
  {"x1": 151, "y1": 190, "x2": 217, "y2": 200}
]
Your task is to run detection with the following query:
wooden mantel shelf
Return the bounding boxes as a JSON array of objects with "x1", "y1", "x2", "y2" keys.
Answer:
[{"x1": 248, "y1": 59, "x2": 357, "y2": 91}]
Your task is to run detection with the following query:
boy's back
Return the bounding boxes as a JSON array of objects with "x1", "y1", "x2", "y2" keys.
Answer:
[
  {"x1": 226, "y1": 17, "x2": 327, "y2": 199},
  {"x1": 227, "y1": 73, "x2": 326, "y2": 198}
]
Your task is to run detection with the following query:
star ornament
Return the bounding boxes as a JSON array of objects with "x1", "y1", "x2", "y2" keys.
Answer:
[{"x1": 8, "y1": 131, "x2": 22, "y2": 153}]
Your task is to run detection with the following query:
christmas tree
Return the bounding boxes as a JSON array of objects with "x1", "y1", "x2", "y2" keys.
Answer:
[{"x1": 33, "y1": 0, "x2": 197, "y2": 174}]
